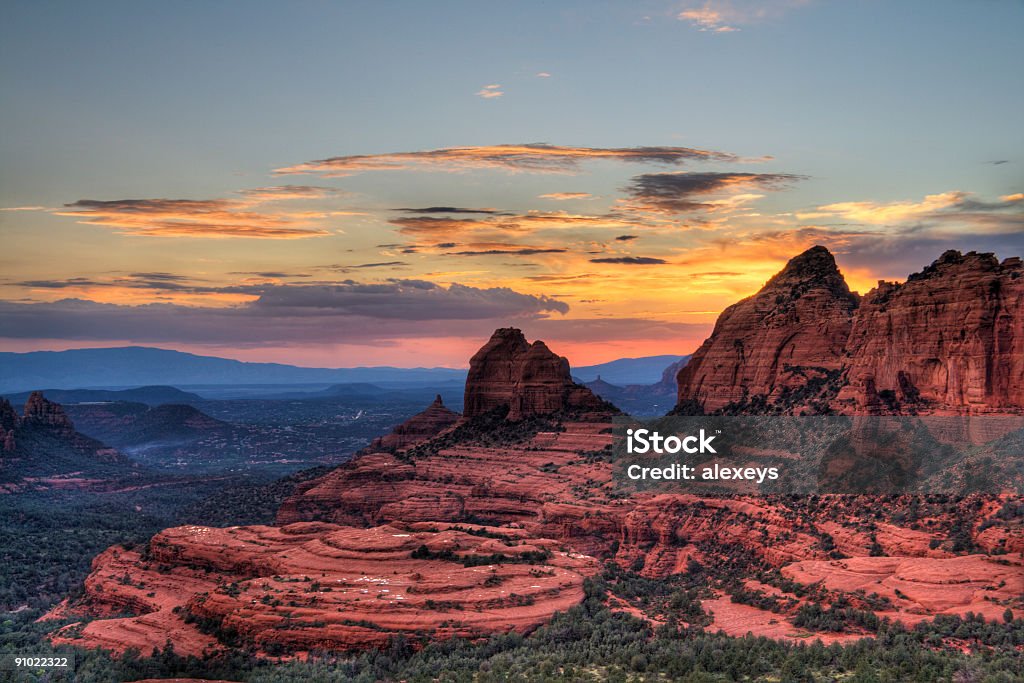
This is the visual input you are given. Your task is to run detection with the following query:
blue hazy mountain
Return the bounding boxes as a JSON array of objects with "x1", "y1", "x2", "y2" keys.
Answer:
[
  {"x1": 0, "y1": 346, "x2": 688, "y2": 394},
  {"x1": 0, "y1": 347, "x2": 467, "y2": 393},
  {"x1": 5, "y1": 385, "x2": 204, "y2": 407},
  {"x1": 572, "y1": 354, "x2": 687, "y2": 386}
]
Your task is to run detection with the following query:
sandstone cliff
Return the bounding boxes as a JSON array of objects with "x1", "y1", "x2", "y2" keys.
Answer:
[
  {"x1": 676, "y1": 246, "x2": 857, "y2": 413},
  {"x1": 677, "y1": 247, "x2": 1024, "y2": 415},
  {"x1": 464, "y1": 328, "x2": 607, "y2": 421},
  {"x1": 835, "y1": 251, "x2": 1024, "y2": 414}
]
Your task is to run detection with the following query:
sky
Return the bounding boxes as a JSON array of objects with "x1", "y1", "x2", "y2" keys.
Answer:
[{"x1": 1, "y1": 0, "x2": 1022, "y2": 368}]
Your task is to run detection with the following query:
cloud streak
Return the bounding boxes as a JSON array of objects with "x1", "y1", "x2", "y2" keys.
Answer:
[
  {"x1": 623, "y1": 171, "x2": 803, "y2": 213},
  {"x1": 797, "y1": 190, "x2": 1024, "y2": 229},
  {"x1": 55, "y1": 198, "x2": 333, "y2": 239},
  {"x1": 590, "y1": 256, "x2": 668, "y2": 265},
  {"x1": 539, "y1": 192, "x2": 596, "y2": 200},
  {"x1": 276, "y1": 143, "x2": 738, "y2": 177}
]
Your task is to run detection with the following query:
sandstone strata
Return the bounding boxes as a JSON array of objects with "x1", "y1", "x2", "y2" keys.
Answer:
[
  {"x1": 836, "y1": 251, "x2": 1024, "y2": 413},
  {"x1": 464, "y1": 328, "x2": 607, "y2": 420},
  {"x1": 678, "y1": 247, "x2": 1024, "y2": 415},
  {"x1": 50, "y1": 315, "x2": 1024, "y2": 655},
  {"x1": 677, "y1": 246, "x2": 857, "y2": 413},
  {"x1": 50, "y1": 521, "x2": 595, "y2": 657}
]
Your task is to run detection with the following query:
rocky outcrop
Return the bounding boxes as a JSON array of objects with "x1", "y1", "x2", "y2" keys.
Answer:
[
  {"x1": 0, "y1": 392, "x2": 129, "y2": 479},
  {"x1": 677, "y1": 246, "x2": 858, "y2": 414},
  {"x1": 677, "y1": 247, "x2": 1024, "y2": 415},
  {"x1": 47, "y1": 521, "x2": 596, "y2": 657},
  {"x1": 22, "y1": 391, "x2": 76, "y2": 430},
  {"x1": 369, "y1": 395, "x2": 460, "y2": 452},
  {"x1": 835, "y1": 251, "x2": 1024, "y2": 414},
  {"x1": 277, "y1": 421, "x2": 624, "y2": 556},
  {"x1": 464, "y1": 328, "x2": 607, "y2": 421}
]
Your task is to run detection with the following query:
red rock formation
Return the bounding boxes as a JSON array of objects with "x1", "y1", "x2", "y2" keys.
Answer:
[
  {"x1": 22, "y1": 391, "x2": 76, "y2": 430},
  {"x1": 0, "y1": 392, "x2": 128, "y2": 477},
  {"x1": 369, "y1": 395, "x2": 460, "y2": 452},
  {"x1": 48, "y1": 321, "x2": 1024, "y2": 657},
  {"x1": 677, "y1": 246, "x2": 858, "y2": 413},
  {"x1": 277, "y1": 421, "x2": 624, "y2": 556},
  {"x1": 677, "y1": 247, "x2": 1024, "y2": 415},
  {"x1": 48, "y1": 521, "x2": 596, "y2": 657},
  {"x1": 836, "y1": 251, "x2": 1024, "y2": 414},
  {"x1": 464, "y1": 328, "x2": 606, "y2": 421}
]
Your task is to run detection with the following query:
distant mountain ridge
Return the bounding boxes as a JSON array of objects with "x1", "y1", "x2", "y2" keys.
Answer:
[
  {"x1": 0, "y1": 347, "x2": 467, "y2": 393},
  {"x1": 5, "y1": 385, "x2": 204, "y2": 407},
  {"x1": 0, "y1": 346, "x2": 685, "y2": 394},
  {"x1": 64, "y1": 402, "x2": 231, "y2": 451}
]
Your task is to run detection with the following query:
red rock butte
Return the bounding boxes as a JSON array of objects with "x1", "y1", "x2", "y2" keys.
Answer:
[
  {"x1": 464, "y1": 327, "x2": 608, "y2": 421},
  {"x1": 677, "y1": 247, "x2": 1024, "y2": 415}
]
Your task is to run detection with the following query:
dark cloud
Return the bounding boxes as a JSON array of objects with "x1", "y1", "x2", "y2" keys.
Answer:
[
  {"x1": 615, "y1": 235, "x2": 639, "y2": 241},
  {"x1": 276, "y1": 143, "x2": 739, "y2": 177},
  {"x1": 129, "y1": 272, "x2": 192, "y2": 282},
  {"x1": 446, "y1": 248, "x2": 568, "y2": 256},
  {"x1": 229, "y1": 271, "x2": 313, "y2": 278},
  {"x1": 589, "y1": 256, "x2": 668, "y2": 265},
  {"x1": 344, "y1": 261, "x2": 408, "y2": 269},
  {"x1": 390, "y1": 216, "x2": 494, "y2": 238},
  {"x1": 17, "y1": 274, "x2": 239, "y2": 294},
  {"x1": 396, "y1": 207, "x2": 505, "y2": 215},
  {"x1": 237, "y1": 185, "x2": 341, "y2": 201},
  {"x1": 0, "y1": 282, "x2": 570, "y2": 346},
  {"x1": 624, "y1": 171, "x2": 804, "y2": 213}
]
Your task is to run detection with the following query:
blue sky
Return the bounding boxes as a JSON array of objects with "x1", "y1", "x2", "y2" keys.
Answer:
[{"x1": 1, "y1": 1, "x2": 1022, "y2": 366}]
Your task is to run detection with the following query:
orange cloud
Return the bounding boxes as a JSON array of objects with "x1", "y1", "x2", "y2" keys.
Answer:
[
  {"x1": 539, "y1": 192, "x2": 596, "y2": 200},
  {"x1": 678, "y1": 1, "x2": 811, "y2": 33},
  {"x1": 275, "y1": 143, "x2": 738, "y2": 177},
  {"x1": 55, "y1": 198, "x2": 332, "y2": 239},
  {"x1": 797, "y1": 190, "x2": 1024, "y2": 226},
  {"x1": 390, "y1": 211, "x2": 640, "y2": 245}
]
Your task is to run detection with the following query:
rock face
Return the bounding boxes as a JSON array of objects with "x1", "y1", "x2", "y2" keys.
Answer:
[
  {"x1": 836, "y1": 251, "x2": 1024, "y2": 413},
  {"x1": 369, "y1": 395, "x2": 460, "y2": 452},
  {"x1": 48, "y1": 521, "x2": 595, "y2": 657},
  {"x1": 677, "y1": 247, "x2": 1024, "y2": 415},
  {"x1": 22, "y1": 391, "x2": 76, "y2": 430},
  {"x1": 464, "y1": 328, "x2": 606, "y2": 421},
  {"x1": 677, "y1": 246, "x2": 858, "y2": 413}
]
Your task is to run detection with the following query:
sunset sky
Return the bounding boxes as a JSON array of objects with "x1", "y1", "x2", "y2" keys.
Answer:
[{"x1": 2, "y1": 1, "x2": 1022, "y2": 368}]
